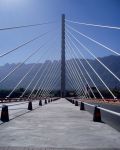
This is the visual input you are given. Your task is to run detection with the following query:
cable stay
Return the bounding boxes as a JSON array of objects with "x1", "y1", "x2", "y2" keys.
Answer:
[
  {"x1": 18, "y1": 34, "x2": 59, "y2": 98},
  {"x1": 0, "y1": 29, "x2": 58, "y2": 84},
  {"x1": 0, "y1": 32, "x2": 49, "y2": 58},
  {"x1": 66, "y1": 62, "x2": 87, "y2": 97},
  {"x1": 37, "y1": 63, "x2": 60, "y2": 95},
  {"x1": 66, "y1": 71, "x2": 82, "y2": 96},
  {"x1": 40, "y1": 76, "x2": 60, "y2": 98},
  {"x1": 45, "y1": 76, "x2": 60, "y2": 97},
  {"x1": 28, "y1": 62, "x2": 52, "y2": 99},
  {"x1": 66, "y1": 24, "x2": 120, "y2": 56},
  {"x1": 27, "y1": 58, "x2": 57, "y2": 99},
  {"x1": 66, "y1": 31, "x2": 117, "y2": 99},
  {"x1": 19, "y1": 49, "x2": 51, "y2": 98},
  {"x1": 34, "y1": 50, "x2": 60, "y2": 98},
  {"x1": 66, "y1": 67, "x2": 88, "y2": 99},
  {"x1": 66, "y1": 45, "x2": 96, "y2": 99},
  {"x1": 67, "y1": 62, "x2": 90, "y2": 99},
  {"x1": 34, "y1": 61, "x2": 60, "y2": 99},
  {"x1": 34, "y1": 54, "x2": 60, "y2": 98},
  {"x1": 38, "y1": 69, "x2": 60, "y2": 98},
  {"x1": 0, "y1": 21, "x2": 56, "y2": 31},
  {"x1": 0, "y1": 41, "x2": 48, "y2": 84},
  {"x1": 66, "y1": 76, "x2": 79, "y2": 95},
  {"x1": 6, "y1": 45, "x2": 51, "y2": 98},
  {"x1": 66, "y1": 54, "x2": 89, "y2": 98},
  {"x1": 66, "y1": 43, "x2": 96, "y2": 99},
  {"x1": 66, "y1": 52, "x2": 91, "y2": 99},
  {"x1": 42, "y1": 65, "x2": 60, "y2": 91},
  {"x1": 66, "y1": 28, "x2": 120, "y2": 82},
  {"x1": 66, "y1": 19, "x2": 120, "y2": 30},
  {"x1": 30, "y1": 47, "x2": 60, "y2": 99},
  {"x1": 66, "y1": 34, "x2": 104, "y2": 99},
  {"x1": 32, "y1": 62, "x2": 58, "y2": 99}
]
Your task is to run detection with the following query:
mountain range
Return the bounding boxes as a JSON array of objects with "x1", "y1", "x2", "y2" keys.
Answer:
[{"x1": 0, "y1": 55, "x2": 119, "y2": 90}]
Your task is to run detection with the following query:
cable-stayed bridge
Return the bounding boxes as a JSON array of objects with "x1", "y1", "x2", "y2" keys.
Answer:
[
  {"x1": 0, "y1": 15, "x2": 120, "y2": 149},
  {"x1": 0, "y1": 15, "x2": 120, "y2": 100}
]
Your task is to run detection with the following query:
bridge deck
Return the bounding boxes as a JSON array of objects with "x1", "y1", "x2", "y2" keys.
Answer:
[{"x1": 0, "y1": 98, "x2": 120, "y2": 150}]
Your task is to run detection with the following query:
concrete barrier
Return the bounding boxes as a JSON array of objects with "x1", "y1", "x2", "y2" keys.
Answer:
[
  {"x1": 39, "y1": 100, "x2": 42, "y2": 106},
  {"x1": 28, "y1": 101, "x2": 32, "y2": 110},
  {"x1": 75, "y1": 101, "x2": 78, "y2": 106},
  {"x1": 45, "y1": 99, "x2": 47, "y2": 104},
  {"x1": 80, "y1": 102, "x2": 85, "y2": 110},
  {"x1": 93, "y1": 106, "x2": 101, "y2": 122},
  {"x1": 1, "y1": 105, "x2": 9, "y2": 122}
]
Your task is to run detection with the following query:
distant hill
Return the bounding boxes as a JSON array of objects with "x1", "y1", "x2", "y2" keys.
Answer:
[{"x1": 0, "y1": 55, "x2": 119, "y2": 90}]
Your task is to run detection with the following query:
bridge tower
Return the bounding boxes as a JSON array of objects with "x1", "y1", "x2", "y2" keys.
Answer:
[{"x1": 61, "y1": 14, "x2": 66, "y2": 97}]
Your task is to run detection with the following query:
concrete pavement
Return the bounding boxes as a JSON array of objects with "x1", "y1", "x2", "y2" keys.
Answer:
[
  {"x1": 0, "y1": 98, "x2": 120, "y2": 150},
  {"x1": 0, "y1": 101, "x2": 40, "y2": 124}
]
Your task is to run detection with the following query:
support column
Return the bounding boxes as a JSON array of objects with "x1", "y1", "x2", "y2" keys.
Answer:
[{"x1": 61, "y1": 14, "x2": 65, "y2": 97}]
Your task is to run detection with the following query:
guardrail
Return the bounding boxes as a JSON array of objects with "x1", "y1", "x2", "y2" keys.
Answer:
[{"x1": 66, "y1": 98, "x2": 120, "y2": 132}]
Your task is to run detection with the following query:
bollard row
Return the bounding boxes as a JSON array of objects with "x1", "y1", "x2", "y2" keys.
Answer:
[
  {"x1": 0, "y1": 97, "x2": 60, "y2": 123},
  {"x1": 66, "y1": 98, "x2": 101, "y2": 123}
]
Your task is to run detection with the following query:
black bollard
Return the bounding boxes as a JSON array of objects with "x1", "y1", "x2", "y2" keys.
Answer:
[
  {"x1": 93, "y1": 106, "x2": 101, "y2": 122},
  {"x1": 80, "y1": 102, "x2": 85, "y2": 110},
  {"x1": 75, "y1": 101, "x2": 78, "y2": 106},
  {"x1": 39, "y1": 100, "x2": 42, "y2": 106},
  {"x1": 45, "y1": 99, "x2": 47, "y2": 104},
  {"x1": 72, "y1": 100, "x2": 75, "y2": 104},
  {"x1": 28, "y1": 101, "x2": 32, "y2": 110},
  {"x1": 1, "y1": 105, "x2": 9, "y2": 122}
]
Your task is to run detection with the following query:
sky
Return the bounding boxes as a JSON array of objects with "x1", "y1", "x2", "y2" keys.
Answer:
[{"x1": 0, "y1": 0, "x2": 120, "y2": 65}]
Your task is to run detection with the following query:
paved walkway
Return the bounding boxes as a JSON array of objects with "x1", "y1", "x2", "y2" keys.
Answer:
[{"x1": 0, "y1": 98, "x2": 120, "y2": 150}]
